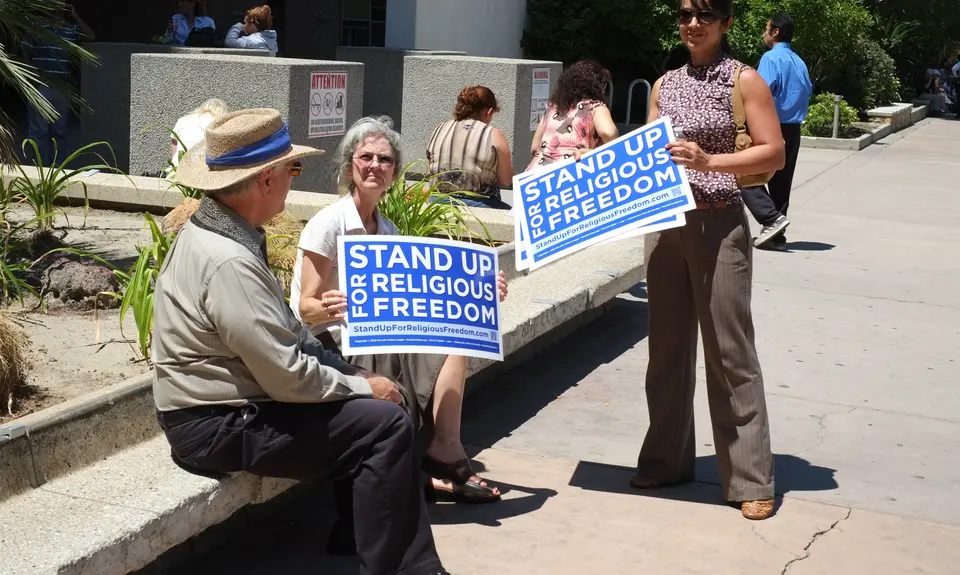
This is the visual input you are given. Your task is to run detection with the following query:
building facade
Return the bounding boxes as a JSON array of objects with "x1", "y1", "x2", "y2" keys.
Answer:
[{"x1": 67, "y1": 0, "x2": 527, "y2": 60}]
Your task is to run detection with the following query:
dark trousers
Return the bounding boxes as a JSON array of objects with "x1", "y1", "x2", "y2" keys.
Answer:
[
  {"x1": 157, "y1": 400, "x2": 443, "y2": 575},
  {"x1": 769, "y1": 122, "x2": 802, "y2": 216},
  {"x1": 638, "y1": 208, "x2": 774, "y2": 501},
  {"x1": 741, "y1": 122, "x2": 803, "y2": 226}
]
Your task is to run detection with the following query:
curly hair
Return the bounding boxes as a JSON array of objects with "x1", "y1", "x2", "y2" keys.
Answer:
[
  {"x1": 549, "y1": 60, "x2": 611, "y2": 114},
  {"x1": 453, "y1": 86, "x2": 499, "y2": 121},
  {"x1": 246, "y1": 5, "x2": 273, "y2": 30}
]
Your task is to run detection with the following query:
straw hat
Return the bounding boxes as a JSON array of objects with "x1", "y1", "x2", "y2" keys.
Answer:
[{"x1": 177, "y1": 108, "x2": 324, "y2": 191}]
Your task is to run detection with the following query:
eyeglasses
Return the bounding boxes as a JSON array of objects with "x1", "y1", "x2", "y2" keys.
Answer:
[
  {"x1": 289, "y1": 161, "x2": 303, "y2": 177},
  {"x1": 679, "y1": 8, "x2": 723, "y2": 25},
  {"x1": 354, "y1": 153, "x2": 395, "y2": 168}
]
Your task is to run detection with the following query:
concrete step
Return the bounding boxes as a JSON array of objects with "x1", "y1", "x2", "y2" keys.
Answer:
[{"x1": 0, "y1": 236, "x2": 645, "y2": 575}]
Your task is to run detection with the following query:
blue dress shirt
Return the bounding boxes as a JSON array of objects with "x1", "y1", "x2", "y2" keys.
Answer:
[{"x1": 757, "y1": 43, "x2": 814, "y2": 124}]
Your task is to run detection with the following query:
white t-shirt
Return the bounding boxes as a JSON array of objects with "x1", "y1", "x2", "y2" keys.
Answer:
[
  {"x1": 290, "y1": 194, "x2": 398, "y2": 337},
  {"x1": 171, "y1": 112, "x2": 217, "y2": 166}
]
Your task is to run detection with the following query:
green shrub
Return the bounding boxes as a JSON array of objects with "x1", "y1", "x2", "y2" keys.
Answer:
[
  {"x1": 802, "y1": 93, "x2": 860, "y2": 138},
  {"x1": 843, "y1": 38, "x2": 902, "y2": 110}
]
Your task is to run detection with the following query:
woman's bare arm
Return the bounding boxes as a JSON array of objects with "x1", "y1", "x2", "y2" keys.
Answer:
[
  {"x1": 298, "y1": 251, "x2": 345, "y2": 325},
  {"x1": 592, "y1": 105, "x2": 619, "y2": 144},
  {"x1": 529, "y1": 114, "x2": 546, "y2": 157},
  {"x1": 706, "y1": 69, "x2": 785, "y2": 174},
  {"x1": 491, "y1": 127, "x2": 515, "y2": 188},
  {"x1": 648, "y1": 76, "x2": 664, "y2": 125}
]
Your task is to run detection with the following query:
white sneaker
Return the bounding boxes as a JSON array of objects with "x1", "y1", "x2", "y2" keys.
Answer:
[{"x1": 755, "y1": 215, "x2": 790, "y2": 248}]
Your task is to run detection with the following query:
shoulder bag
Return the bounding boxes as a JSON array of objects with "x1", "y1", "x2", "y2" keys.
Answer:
[{"x1": 732, "y1": 64, "x2": 776, "y2": 188}]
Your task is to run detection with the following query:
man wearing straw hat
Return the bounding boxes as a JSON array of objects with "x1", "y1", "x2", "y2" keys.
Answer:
[{"x1": 151, "y1": 108, "x2": 448, "y2": 575}]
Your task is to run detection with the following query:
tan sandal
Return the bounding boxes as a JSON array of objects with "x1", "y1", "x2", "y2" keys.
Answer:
[{"x1": 741, "y1": 499, "x2": 775, "y2": 520}]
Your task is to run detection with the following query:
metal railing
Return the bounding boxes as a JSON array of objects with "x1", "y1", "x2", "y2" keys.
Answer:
[{"x1": 625, "y1": 78, "x2": 652, "y2": 126}]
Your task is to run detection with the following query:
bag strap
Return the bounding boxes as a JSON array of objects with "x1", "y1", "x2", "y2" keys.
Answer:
[{"x1": 733, "y1": 64, "x2": 748, "y2": 135}]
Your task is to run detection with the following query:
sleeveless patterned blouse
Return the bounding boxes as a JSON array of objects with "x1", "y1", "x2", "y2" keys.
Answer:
[
  {"x1": 657, "y1": 55, "x2": 745, "y2": 203},
  {"x1": 526, "y1": 99, "x2": 605, "y2": 172}
]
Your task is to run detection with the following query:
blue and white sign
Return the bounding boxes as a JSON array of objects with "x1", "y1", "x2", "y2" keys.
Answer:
[
  {"x1": 512, "y1": 117, "x2": 695, "y2": 270},
  {"x1": 338, "y1": 236, "x2": 503, "y2": 361}
]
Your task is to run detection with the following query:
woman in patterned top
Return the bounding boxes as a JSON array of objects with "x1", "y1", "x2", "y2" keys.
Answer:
[
  {"x1": 527, "y1": 60, "x2": 619, "y2": 171},
  {"x1": 631, "y1": 0, "x2": 785, "y2": 521},
  {"x1": 426, "y1": 86, "x2": 514, "y2": 209}
]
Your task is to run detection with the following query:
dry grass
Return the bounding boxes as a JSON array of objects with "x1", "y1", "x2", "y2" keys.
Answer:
[
  {"x1": 159, "y1": 198, "x2": 306, "y2": 294},
  {"x1": 263, "y1": 212, "x2": 305, "y2": 295},
  {"x1": 0, "y1": 312, "x2": 31, "y2": 414}
]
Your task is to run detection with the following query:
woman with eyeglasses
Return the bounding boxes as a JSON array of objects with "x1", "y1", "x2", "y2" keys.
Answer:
[
  {"x1": 162, "y1": 0, "x2": 215, "y2": 45},
  {"x1": 527, "y1": 60, "x2": 619, "y2": 171},
  {"x1": 631, "y1": 0, "x2": 784, "y2": 521},
  {"x1": 425, "y1": 86, "x2": 513, "y2": 209},
  {"x1": 288, "y1": 116, "x2": 509, "y2": 551}
]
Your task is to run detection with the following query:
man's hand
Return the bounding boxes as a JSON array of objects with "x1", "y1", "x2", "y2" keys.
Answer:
[{"x1": 368, "y1": 376, "x2": 403, "y2": 405}]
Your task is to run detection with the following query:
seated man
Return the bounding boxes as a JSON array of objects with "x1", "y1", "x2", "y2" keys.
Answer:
[{"x1": 152, "y1": 108, "x2": 447, "y2": 575}]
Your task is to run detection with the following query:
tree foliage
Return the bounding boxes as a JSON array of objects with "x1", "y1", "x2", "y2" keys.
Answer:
[
  {"x1": 0, "y1": 0, "x2": 96, "y2": 166},
  {"x1": 523, "y1": 0, "x2": 957, "y2": 111}
]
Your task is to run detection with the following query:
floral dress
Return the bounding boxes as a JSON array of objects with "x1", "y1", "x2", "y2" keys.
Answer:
[{"x1": 526, "y1": 99, "x2": 606, "y2": 171}]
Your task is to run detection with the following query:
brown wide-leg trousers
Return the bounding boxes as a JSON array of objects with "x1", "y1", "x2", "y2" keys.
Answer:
[{"x1": 637, "y1": 206, "x2": 774, "y2": 502}]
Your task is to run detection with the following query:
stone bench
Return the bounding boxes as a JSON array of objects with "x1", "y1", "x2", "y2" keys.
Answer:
[{"x1": 0, "y1": 193, "x2": 645, "y2": 573}]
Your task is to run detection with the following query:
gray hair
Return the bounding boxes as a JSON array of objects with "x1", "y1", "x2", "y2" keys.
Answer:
[{"x1": 335, "y1": 115, "x2": 402, "y2": 194}]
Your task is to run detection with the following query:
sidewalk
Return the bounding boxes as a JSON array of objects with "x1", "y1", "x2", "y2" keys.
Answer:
[{"x1": 165, "y1": 119, "x2": 960, "y2": 574}]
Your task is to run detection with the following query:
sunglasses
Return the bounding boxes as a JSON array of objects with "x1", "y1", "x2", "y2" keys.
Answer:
[
  {"x1": 679, "y1": 8, "x2": 724, "y2": 25},
  {"x1": 354, "y1": 153, "x2": 395, "y2": 167},
  {"x1": 289, "y1": 161, "x2": 303, "y2": 177}
]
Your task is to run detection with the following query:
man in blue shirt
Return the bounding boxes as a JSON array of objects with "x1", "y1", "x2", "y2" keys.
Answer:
[
  {"x1": 21, "y1": 2, "x2": 95, "y2": 166},
  {"x1": 743, "y1": 13, "x2": 813, "y2": 251}
]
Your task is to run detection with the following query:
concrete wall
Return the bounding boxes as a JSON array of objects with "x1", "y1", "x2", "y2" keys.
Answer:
[
  {"x1": 386, "y1": 0, "x2": 528, "y2": 58},
  {"x1": 129, "y1": 54, "x2": 364, "y2": 192},
  {"x1": 80, "y1": 44, "x2": 270, "y2": 173},
  {"x1": 401, "y1": 55, "x2": 561, "y2": 176},
  {"x1": 334, "y1": 47, "x2": 465, "y2": 131}
]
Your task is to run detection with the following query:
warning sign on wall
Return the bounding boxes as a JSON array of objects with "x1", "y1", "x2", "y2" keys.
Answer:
[
  {"x1": 530, "y1": 68, "x2": 551, "y2": 131},
  {"x1": 308, "y1": 71, "x2": 347, "y2": 138}
]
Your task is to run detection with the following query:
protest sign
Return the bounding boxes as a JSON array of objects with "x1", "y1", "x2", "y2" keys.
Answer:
[
  {"x1": 511, "y1": 117, "x2": 695, "y2": 270},
  {"x1": 338, "y1": 236, "x2": 503, "y2": 361}
]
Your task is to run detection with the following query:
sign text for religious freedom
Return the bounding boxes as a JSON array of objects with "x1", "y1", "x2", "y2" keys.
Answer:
[
  {"x1": 338, "y1": 236, "x2": 503, "y2": 361},
  {"x1": 512, "y1": 117, "x2": 695, "y2": 270}
]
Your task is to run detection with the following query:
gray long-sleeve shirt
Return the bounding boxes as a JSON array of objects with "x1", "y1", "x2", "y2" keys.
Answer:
[{"x1": 152, "y1": 197, "x2": 373, "y2": 412}]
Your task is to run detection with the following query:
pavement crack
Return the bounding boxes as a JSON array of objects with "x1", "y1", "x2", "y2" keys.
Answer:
[
  {"x1": 751, "y1": 525, "x2": 798, "y2": 558},
  {"x1": 792, "y1": 406, "x2": 858, "y2": 457},
  {"x1": 780, "y1": 508, "x2": 852, "y2": 575}
]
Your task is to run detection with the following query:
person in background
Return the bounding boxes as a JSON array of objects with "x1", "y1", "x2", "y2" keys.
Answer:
[
  {"x1": 153, "y1": 108, "x2": 448, "y2": 575},
  {"x1": 225, "y1": 4, "x2": 279, "y2": 56},
  {"x1": 169, "y1": 98, "x2": 229, "y2": 169},
  {"x1": 425, "y1": 86, "x2": 513, "y2": 210},
  {"x1": 20, "y1": 1, "x2": 95, "y2": 166},
  {"x1": 163, "y1": 0, "x2": 215, "y2": 45},
  {"x1": 527, "y1": 60, "x2": 619, "y2": 171},
  {"x1": 289, "y1": 117, "x2": 509, "y2": 554},
  {"x1": 743, "y1": 12, "x2": 813, "y2": 251},
  {"x1": 630, "y1": 0, "x2": 784, "y2": 521}
]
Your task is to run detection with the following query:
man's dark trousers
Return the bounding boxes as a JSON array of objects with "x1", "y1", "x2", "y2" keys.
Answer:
[
  {"x1": 157, "y1": 399, "x2": 443, "y2": 575},
  {"x1": 769, "y1": 122, "x2": 803, "y2": 216}
]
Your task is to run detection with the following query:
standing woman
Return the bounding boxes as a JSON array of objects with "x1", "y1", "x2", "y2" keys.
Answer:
[
  {"x1": 632, "y1": 0, "x2": 785, "y2": 520},
  {"x1": 527, "y1": 60, "x2": 619, "y2": 171}
]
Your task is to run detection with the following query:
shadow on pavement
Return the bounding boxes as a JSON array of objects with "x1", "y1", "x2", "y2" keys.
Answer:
[
  {"x1": 461, "y1": 284, "x2": 649, "y2": 449},
  {"x1": 785, "y1": 241, "x2": 836, "y2": 252},
  {"x1": 428, "y1": 479, "x2": 559, "y2": 527},
  {"x1": 568, "y1": 453, "x2": 837, "y2": 505}
]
